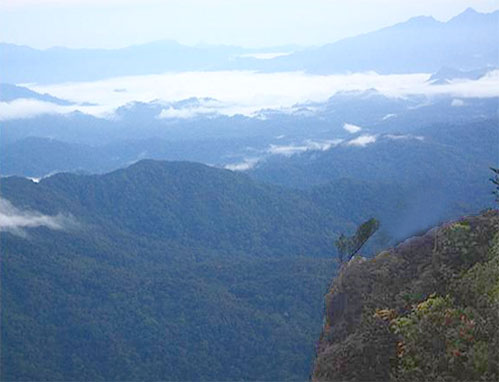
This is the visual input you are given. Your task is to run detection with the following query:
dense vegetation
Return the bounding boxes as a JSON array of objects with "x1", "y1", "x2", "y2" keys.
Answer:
[
  {"x1": 1, "y1": 160, "x2": 341, "y2": 381},
  {"x1": 313, "y1": 210, "x2": 499, "y2": 381},
  {"x1": 1, "y1": 108, "x2": 497, "y2": 380},
  {"x1": 2, "y1": 155, "x2": 497, "y2": 380},
  {"x1": 252, "y1": 118, "x2": 498, "y2": 242},
  {"x1": 251, "y1": 119, "x2": 498, "y2": 190}
]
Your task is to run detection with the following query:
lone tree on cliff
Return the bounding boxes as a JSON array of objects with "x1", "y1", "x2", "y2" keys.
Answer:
[
  {"x1": 335, "y1": 218, "x2": 380, "y2": 264},
  {"x1": 490, "y1": 167, "x2": 499, "y2": 203}
]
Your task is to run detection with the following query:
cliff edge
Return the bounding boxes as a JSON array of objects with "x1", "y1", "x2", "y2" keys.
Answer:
[{"x1": 313, "y1": 209, "x2": 499, "y2": 381}]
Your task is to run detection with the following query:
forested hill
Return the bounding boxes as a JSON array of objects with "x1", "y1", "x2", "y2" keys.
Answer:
[
  {"x1": 2, "y1": 159, "x2": 496, "y2": 380},
  {"x1": 0, "y1": 159, "x2": 343, "y2": 381},
  {"x1": 1, "y1": 159, "x2": 342, "y2": 257},
  {"x1": 313, "y1": 209, "x2": 499, "y2": 381}
]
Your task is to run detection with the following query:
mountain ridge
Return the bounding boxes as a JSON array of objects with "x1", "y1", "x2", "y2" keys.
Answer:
[
  {"x1": 1, "y1": 8, "x2": 497, "y2": 83},
  {"x1": 0, "y1": 158, "x2": 343, "y2": 380},
  {"x1": 0, "y1": 159, "x2": 343, "y2": 257},
  {"x1": 276, "y1": 8, "x2": 498, "y2": 74}
]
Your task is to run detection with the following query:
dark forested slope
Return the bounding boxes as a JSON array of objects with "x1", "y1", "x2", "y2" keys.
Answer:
[
  {"x1": 2, "y1": 160, "x2": 343, "y2": 257},
  {"x1": 251, "y1": 118, "x2": 498, "y2": 241},
  {"x1": 1, "y1": 160, "x2": 340, "y2": 381}
]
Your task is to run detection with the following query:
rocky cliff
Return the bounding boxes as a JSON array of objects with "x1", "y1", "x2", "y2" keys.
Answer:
[{"x1": 313, "y1": 209, "x2": 499, "y2": 381}]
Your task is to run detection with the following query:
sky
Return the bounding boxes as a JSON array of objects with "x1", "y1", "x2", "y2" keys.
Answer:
[{"x1": 1, "y1": 0, "x2": 498, "y2": 49}]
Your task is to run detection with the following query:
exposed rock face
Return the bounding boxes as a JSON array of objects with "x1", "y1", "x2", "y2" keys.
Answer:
[{"x1": 313, "y1": 210, "x2": 499, "y2": 381}]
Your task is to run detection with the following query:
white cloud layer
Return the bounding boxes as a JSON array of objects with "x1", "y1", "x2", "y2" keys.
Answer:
[
  {"x1": 343, "y1": 123, "x2": 362, "y2": 134},
  {"x1": 0, "y1": 98, "x2": 112, "y2": 121},
  {"x1": 157, "y1": 106, "x2": 215, "y2": 119},
  {"x1": 346, "y1": 134, "x2": 377, "y2": 147},
  {"x1": 451, "y1": 98, "x2": 465, "y2": 107},
  {"x1": 224, "y1": 157, "x2": 261, "y2": 171},
  {"x1": 225, "y1": 138, "x2": 344, "y2": 171},
  {"x1": 3, "y1": 69, "x2": 495, "y2": 122},
  {"x1": 0, "y1": 99, "x2": 70, "y2": 121},
  {"x1": 384, "y1": 134, "x2": 424, "y2": 141},
  {"x1": 382, "y1": 113, "x2": 397, "y2": 120},
  {"x1": 0, "y1": 197, "x2": 72, "y2": 236},
  {"x1": 268, "y1": 139, "x2": 343, "y2": 156}
]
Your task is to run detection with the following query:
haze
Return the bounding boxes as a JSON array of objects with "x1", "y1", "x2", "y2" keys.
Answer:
[{"x1": 1, "y1": 0, "x2": 498, "y2": 49}]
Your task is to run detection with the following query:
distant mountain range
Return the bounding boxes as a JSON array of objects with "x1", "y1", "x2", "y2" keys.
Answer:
[
  {"x1": 2, "y1": 114, "x2": 497, "y2": 244},
  {"x1": 0, "y1": 41, "x2": 296, "y2": 84},
  {"x1": 1, "y1": 8, "x2": 497, "y2": 83},
  {"x1": 427, "y1": 66, "x2": 495, "y2": 85},
  {"x1": 2, "y1": 88, "x2": 497, "y2": 178},
  {"x1": 270, "y1": 8, "x2": 499, "y2": 74},
  {"x1": 0, "y1": 83, "x2": 74, "y2": 104}
]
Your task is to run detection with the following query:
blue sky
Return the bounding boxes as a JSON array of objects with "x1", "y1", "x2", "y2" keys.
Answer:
[{"x1": 1, "y1": 0, "x2": 498, "y2": 49}]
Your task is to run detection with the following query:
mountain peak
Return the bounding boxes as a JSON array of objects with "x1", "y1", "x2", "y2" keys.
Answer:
[
  {"x1": 448, "y1": 7, "x2": 494, "y2": 24},
  {"x1": 460, "y1": 7, "x2": 479, "y2": 16},
  {"x1": 403, "y1": 15, "x2": 439, "y2": 26}
]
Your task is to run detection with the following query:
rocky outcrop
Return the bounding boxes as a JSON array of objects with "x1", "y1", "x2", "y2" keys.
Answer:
[{"x1": 313, "y1": 210, "x2": 499, "y2": 381}]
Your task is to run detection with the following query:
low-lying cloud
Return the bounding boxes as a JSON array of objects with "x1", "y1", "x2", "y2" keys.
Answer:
[
  {"x1": 382, "y1": 113, "x2": 397, "y2": 120},
  {"x1": 6, "y1": 69, "x2": 496, "y2": 122},
  {"x1": 0, "y1": 98, "x2": 113, "y2": 121},
  {"x1": 156, "y1": 97, "x2": 226, "y2": 119},
  {"x1": 384, "y1": 134, "x2": 424, "y2": 141},
  {"x1": 343, "y1": 122, "x2": 362, "y2": 134},
  {"x1": 346, "y1": 134, "x2": 377, "y2": 147},
  {"x1": 157, "y1": 106, "x2": 215, "y2": 119},
  {"x1": 0, "y1": 99, "x2": 71, "y2": 121},
  {"x1": 0, "y1": 197, "x2": 73, "y2": 236},
  {"x1": 224, "y1": 157, "x2": 261, "y2": 171},
  {"x1": 225, "y1": 138, "x2": 344, "y2": 171},
  {"x1": 451, "y1": 98, "x2": 465, "y2": 107},
  {"x1": 268, "y1": 139, "x2": 343, "y2": 156}
]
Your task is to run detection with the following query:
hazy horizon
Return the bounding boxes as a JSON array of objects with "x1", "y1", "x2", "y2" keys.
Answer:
[{"x1": 1, "y1": 0, "x2": 498, "y2": 50}]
